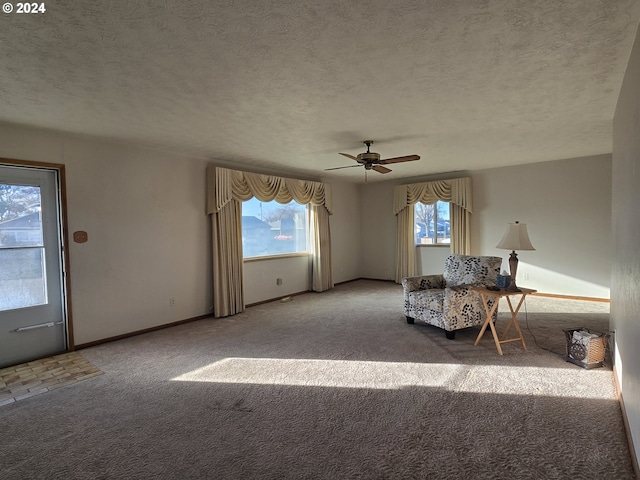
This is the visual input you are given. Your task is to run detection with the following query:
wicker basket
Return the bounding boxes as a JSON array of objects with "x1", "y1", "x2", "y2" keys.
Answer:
[{"x1": 564, "y1": 327, "x2": 610, "y2": 369}]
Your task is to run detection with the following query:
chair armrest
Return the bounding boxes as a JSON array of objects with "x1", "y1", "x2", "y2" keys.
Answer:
[
  {"x1": 444, "y1": 283, "x2": 485, "y2": 298},
  {"x1": 402, "y1": 275, "x2": 446, "y2": 293}
]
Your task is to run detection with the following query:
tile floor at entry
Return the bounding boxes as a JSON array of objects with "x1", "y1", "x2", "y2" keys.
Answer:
[{"x1": 0, "y1": 351, "x2": 102, "y2": 407}]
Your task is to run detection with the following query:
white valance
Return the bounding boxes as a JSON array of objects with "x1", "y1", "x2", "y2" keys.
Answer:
[
  {"x1": 393, "y1": 177, "x2": 472, "y2": 215},
  {"x1": 207, "y1": 166, "x2": 333, "y2": 215}
]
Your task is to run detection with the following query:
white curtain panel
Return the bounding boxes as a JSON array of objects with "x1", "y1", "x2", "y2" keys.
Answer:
[
  {"x1": 395, "y1": 203, "x2": 415, "y2": 285},
  {"x1": 210, "y1": 199, "x2": 243, "y2": 317},
  {"x1": 310, "y1": 204, "x2": 333, "y2": 292}
]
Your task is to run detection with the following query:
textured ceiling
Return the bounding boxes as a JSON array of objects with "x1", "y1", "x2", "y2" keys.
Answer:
[{"x1": 1, "y1": 1, "x2": 639, "y2": 182}]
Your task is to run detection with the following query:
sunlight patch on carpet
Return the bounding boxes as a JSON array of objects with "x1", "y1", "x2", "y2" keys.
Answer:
[
  {"x1": 171, "y1": 358, "x2": 615, "y2": 399},
  {"x1": 172, "y1": 358, "x2": 461, "y2": 390}
]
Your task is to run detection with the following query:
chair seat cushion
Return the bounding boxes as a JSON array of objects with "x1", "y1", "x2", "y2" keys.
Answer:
[{"x1": 409, "y1": 289, "x2": 444, "y2": 312}]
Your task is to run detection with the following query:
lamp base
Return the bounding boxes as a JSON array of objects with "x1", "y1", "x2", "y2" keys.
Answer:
[{"x1": 507, "y1": 250, "x2": 519, "y2": 291}]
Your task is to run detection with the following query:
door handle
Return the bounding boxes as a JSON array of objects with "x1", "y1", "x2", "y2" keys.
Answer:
[{"x1": 14, "y1": 321, "x2": 63, "y2": 332}]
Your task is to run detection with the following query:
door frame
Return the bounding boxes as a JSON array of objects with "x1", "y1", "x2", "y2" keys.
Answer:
[{"x1": 1, "y1": 157, "x2": 74, "y2": 351}]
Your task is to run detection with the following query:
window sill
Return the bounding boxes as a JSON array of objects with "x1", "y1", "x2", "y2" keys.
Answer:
[
  {"x1": 415, "y1": 244, "x2": 450, "y2": 248},
  {"x1": 244, "y1": 252, "x2": 310, "y2": 262}
]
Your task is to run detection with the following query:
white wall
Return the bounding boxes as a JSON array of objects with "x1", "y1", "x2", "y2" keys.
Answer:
[
  {"x1": 360, "y1": 182, "x2": 396, "y2": 280},
  {"x1": 612, "y1": 21, "x2": 640, "y2": 465},
  {"x1": 471, "y1": 155, "x2": 611, "y2": 298},
  {"x1": 326, "y1": 179, "x2": 363, "y2": 284},
  {"x1": 360, "y1": 156, "x2": 611, "y2": 299},
  {"x1": 0, "y1": 122, "x2": 615, "y2": 345},
  {"x1": 0, "y1": 126, "x2": 364, "y2": 342},
  {"x1": 0, "y1": 124, "x2": 212, "y2": 345},
  {"x1": 243, "y1": 256, "x2": 310, "y2": 305}
]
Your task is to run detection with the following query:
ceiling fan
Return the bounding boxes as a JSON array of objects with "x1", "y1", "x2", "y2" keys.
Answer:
[{"x1": 326, "y1": 140, "x2": 420, "y2": 182}]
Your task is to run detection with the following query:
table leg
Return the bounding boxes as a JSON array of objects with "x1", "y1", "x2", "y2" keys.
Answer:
[
  {"x1": 474, "y1": 293, "x2": 503, "y2": 355},
  {"x1": 500, "y1": 295, "x2": 528, "y2": 351},
  {"x1": 501, "y1": 296, "x2": 517, "y2": 338}
]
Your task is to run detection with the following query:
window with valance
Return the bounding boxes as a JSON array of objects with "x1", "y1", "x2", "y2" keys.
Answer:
[
  {"x1": 394, "y1": 177, "x2": 473, "y2": 282},
  {"x1": 206, "y1": 166, "x2": 333, "y2": 317}
]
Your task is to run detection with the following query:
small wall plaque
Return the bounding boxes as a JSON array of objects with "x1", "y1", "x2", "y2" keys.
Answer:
[{"x1": 73, "y1": 231, "x2": 88, "y2": 243}]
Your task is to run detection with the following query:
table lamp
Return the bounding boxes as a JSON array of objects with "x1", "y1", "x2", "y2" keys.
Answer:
[{"x1": 496, "y1": 221, "x2": 535, "y2": 291}]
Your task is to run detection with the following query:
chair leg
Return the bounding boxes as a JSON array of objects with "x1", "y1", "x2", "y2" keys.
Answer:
[
  {"x1": 445, "y1": 330, "x2": 456, "y2": 340},
  {"x1": 406, "y1": 316, "x2": 415, "y2": 324}
]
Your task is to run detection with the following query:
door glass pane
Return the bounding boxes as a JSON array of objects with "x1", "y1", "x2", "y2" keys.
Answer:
[
  {"x1": 0, "y1": 248, "x2": 47, "y2": 311},
  {"x1": 0, "y1": 185, "x2": 47, "y2": 311},
  {"x1": 0, "y1": 184, "x2": 43, "y2": 247}
]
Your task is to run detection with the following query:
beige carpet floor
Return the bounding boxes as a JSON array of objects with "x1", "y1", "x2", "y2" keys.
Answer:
[{"x1": 0, "y1": 280, "x2": 633, "y2": 479}]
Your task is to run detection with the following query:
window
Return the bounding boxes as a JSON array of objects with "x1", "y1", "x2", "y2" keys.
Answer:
[
  {"x1": 0, "y1": 185, "x2": 47, "y2": 311},
  {"x1": 414, "y1": 201, "x2": 450, "y2": 245},
  {"x1": 241, "y1": 197, "x2": 308, "y2": 258}
]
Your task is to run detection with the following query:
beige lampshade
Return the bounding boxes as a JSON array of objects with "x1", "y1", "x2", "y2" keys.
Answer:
[{"x1": 496, "y1": 221, "x2": 535, "y2": 251}]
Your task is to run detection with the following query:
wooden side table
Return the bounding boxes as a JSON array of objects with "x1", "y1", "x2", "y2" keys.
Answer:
[{"x1": 471, "y1": 287, "x2": 537, "y2": 355}]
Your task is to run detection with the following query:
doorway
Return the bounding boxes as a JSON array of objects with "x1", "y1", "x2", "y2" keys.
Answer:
[{"x1": 0, "y1": 164, "x2": 69, "y2": 368}]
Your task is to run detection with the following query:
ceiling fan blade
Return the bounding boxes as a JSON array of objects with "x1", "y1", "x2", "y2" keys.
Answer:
[
  {"x1": 325, "y1": 164, "x2": 362, "y2": 171},
  {"x1": 379, "y1": 154, "x2": 420, "y2": 165},
  {"x1": 372, "y1": 165, "x2": 392, "y2": 174},
  {"x1": 339, "y1": 153, "x2": 359, "y2": 161}
]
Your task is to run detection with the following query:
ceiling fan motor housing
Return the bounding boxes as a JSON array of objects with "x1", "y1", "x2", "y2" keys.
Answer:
[{"x1": 357, "y1": 152, "x2": 381, "y2": 164}]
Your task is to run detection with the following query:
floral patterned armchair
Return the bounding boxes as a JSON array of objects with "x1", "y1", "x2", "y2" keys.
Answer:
[{"x1": 402, "y1": 254, "x2": 502, "y2": 339}]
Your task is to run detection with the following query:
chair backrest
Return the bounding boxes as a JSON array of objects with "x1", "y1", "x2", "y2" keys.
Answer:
[{"x1": 443, "y1": 254, "x2": 502, "y2": 287}]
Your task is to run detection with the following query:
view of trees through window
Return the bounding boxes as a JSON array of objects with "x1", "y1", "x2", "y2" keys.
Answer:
[
  {"x1": 241, "y1": 197, "x2": 308, "y2": 258},
  {"x1": 414, "y1": 201, "x2": 450, "y2": 245},
  {"x1": 0, "y1": 184, "x2": 41, "y2": 220},
  {"x1": 0, "y1": 184, "x2": 46, "y2": 311},
  {"x1": 0, "y1": 184, "x2": 43, "y2": 246}
]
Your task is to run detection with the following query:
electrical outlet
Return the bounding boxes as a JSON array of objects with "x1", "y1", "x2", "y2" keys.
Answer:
[
  {"x1": 523, "y1": 273, "x2": 529, "y2": 280},
  {"x1": 276, "y1": 278, "x2": 283, "y2": 285},
  {"x1": 169, "y1": 297, "x2": 176, "y2": 308}
]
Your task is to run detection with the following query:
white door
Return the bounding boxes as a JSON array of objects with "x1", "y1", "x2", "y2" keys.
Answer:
[{"x1": 0, "y1": 165, "x2": 67, "y2": 368}]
